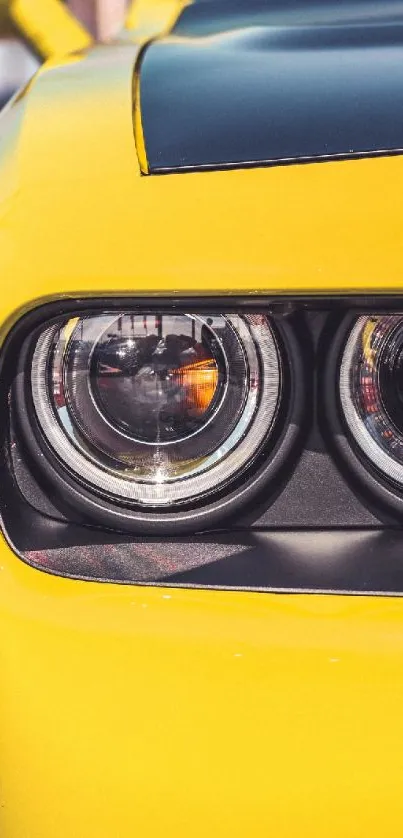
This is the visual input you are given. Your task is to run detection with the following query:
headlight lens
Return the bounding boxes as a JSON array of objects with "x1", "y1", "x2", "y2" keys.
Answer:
[
  {"x1": 340, "y1": 314, "x2": 403, "y2": 486},
  {"x1": 31, "y1": 311, "x2": 282, "y2": 507}
]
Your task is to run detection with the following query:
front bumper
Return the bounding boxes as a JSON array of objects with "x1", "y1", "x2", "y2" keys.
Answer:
[{"x1": 1, "y1": 534, "x2": 403, "y2": 837}]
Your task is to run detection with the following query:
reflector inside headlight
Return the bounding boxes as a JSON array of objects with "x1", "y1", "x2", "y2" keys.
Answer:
[
  {"x1": 340, "y1": 314, "x2": 403, "y2": 486},
  {"x1": 31, "y1": 312, "x2": 281, "y2": 507}
]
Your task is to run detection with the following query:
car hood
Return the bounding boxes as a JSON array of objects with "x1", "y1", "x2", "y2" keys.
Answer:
[{"x1": 1, "y1": 38, "x2": 403, "y2": 336}]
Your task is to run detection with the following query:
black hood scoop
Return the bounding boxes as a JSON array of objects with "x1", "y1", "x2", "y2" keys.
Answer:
[{"x1": 139, "y1": 0, "x2": 403, "y2": 173}]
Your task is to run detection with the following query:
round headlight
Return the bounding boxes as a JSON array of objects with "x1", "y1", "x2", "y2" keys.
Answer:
[
  {"x1": 340, "y1": 314, "x2": 403, "y2": 488},
  {"x1": 29, "y1": 311, "x2": 283, "y2": 510}
]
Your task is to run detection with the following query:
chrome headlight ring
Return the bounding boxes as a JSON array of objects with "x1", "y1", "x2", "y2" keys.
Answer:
[{"x1": 13, "y1": 304, "x2": 306, "y2": 535}]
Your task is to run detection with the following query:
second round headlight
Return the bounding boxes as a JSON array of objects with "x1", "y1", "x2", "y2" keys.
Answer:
[
  {"x1": 30, "y1": 311, "x2": 282, "y2": 508},
  {"x1": 340, "y1": 314, "x2": 403, "y2": 488}
]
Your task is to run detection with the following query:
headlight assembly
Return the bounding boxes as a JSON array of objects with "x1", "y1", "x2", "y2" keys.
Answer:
[
  {"x1": 13, "y1": 308, "x2": 304, "y2": 534},
  {"x1": 11, "y1": 298, "x2": 403, "y2": 593}
]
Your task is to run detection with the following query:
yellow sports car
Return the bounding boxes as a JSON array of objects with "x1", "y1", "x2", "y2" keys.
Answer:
[{"x1": 2, "y1": 1, "x2": 403, "y2": 835}]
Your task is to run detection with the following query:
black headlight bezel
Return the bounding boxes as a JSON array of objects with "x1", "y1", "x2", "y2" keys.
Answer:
[
  {"x1": 6, "y1": 296, "x2": 403, "y2": 593},
  {"x1": 10, "y1": 299, "x2": 308, "y2": 535}
]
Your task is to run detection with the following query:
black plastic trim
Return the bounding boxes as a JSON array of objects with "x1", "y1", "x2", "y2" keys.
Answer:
[
  {"x1": 2, "y1": 445, "x2": 403, "y2": 595},
  {"x1": 151, "y1": 148, "x2": 403, "y2": 176}
]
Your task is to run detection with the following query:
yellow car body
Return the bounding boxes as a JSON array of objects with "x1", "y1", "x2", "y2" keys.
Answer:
[{"x1": 1, "y1": 3, "x2": 403, "y2": 836}]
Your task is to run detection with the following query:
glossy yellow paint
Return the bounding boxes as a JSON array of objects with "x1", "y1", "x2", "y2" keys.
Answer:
[
  {"x1": 9, "y1": 0, "x2": 92, "y2": 58},
  {"x1": 133, "y1": 57, "x2": 149, "y2": 174},
  {"x1": 126, "y1": 0, "x2": 189, "y2": 39},
  {"x1": 2, "y1": 39, "x2": 403, "y2": 838},
  {"x1": 0, "y1": 46, "x2": 403, "y2": 347},
  {"x1": 1, "y1": 536, "x2": 403, "y2": 837}
]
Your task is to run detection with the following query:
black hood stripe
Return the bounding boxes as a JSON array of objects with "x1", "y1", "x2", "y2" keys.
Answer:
[{"x1": 140, "y1": 0, "x2": 403, "y2": 173}]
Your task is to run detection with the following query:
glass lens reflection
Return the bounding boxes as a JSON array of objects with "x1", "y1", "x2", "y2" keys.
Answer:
[
  {"x1": 31, "y1": 310, "x2": 280, "y2": 504},
  {"x1": 91, "y1": 314, "x2": 225, "y2": 443}
]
